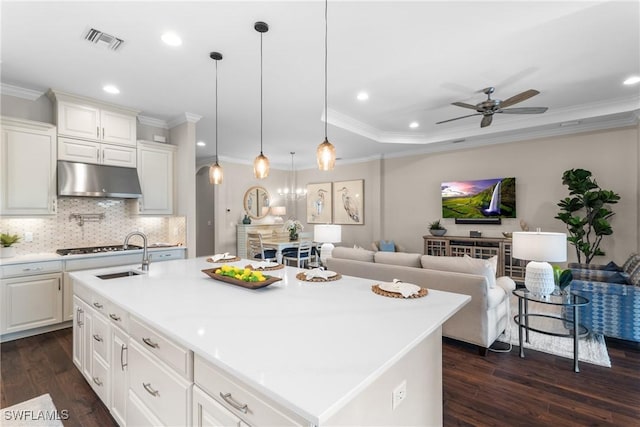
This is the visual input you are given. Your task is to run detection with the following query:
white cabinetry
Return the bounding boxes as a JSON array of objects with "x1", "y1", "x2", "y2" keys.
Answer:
[
  {"x1": 137, "y1": 141, "x2": 175, "y2": 215},
  {"x1": 73, "y1": 296, "x2": 93, "y2": 381},
  {"x1": 0, "y1": 117, "x2": 57, "y2": 215},
  {"x1": 193, "y1": 385, "x2": 248, "y2": 427},
  {"x1": 58, "y1": 137, "x2": 136, "y2": 167},
  {"x1": 111, "y1": 326, "x2": 129, "y2": 427},
  {"x1": 51, "y1": 93, "x2": 137, "y2": 146}
]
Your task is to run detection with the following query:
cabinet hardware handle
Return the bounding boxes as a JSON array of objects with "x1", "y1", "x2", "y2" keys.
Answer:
[
  {"x1": 93, "y1": 377, "x2": 103, "y2": 387},
  {"x1": 76, "y1": 307, "x2": 83, "y2": 326},
  {"x1": 142, "y1": 337, "x2": 159, "y2": 348},
  {"x1": 22, "y1": 267, "x2": 43, "y2": 272},
  {"x1": 121, "y1": 344, "x2": 128, "y2": 370},
  {"x1": 93, "y1": 302, "x2": 103, "y2": 309},
  {"x1": 102, "y1": 127, "x2": 105, "y2": 139},
  {"x1": 97, "y1": 126, "x2": 100, "y2": 138},
  {"x1": 109, "y1": 313, "x2": 121, "y2": 321},
  {"x1": 143, "y1": 382, "x2": 159, "y2": 397},
  {"x1": 93, "y1": 334, "x2": 103, "y2": 342},
  {"x1": 58, "y1": 280, "x2": 61, "y2": 291},
  {"x1": 219, "y1": 392, "x2": 248, "y2": 414}
]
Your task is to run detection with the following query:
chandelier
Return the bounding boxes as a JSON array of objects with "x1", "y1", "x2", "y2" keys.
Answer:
[{"x1": 278, "y1": 152, "x2": 307, "y2": 199}]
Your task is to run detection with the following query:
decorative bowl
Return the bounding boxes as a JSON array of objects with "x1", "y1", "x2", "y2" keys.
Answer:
[{"x1": 430, "y1": 229, "x2": 447, "y2": 237}]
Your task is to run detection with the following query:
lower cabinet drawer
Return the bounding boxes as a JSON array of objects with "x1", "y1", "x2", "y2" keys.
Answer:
[
  {"x1": 91, "y1": 354, "x2": 110, "y2": 406},
  {"x1": 106, "y1": 302, "x2": 129, "y2": 331},
  {"x1": 127, "y1": 389, "x2": 164, "y2": 427},
  {"x1": 194, "y1": 355, "x2": 305, "y2": 427},
  {"x1": 91, "y1": 313, "x2": 110, "y2": 362},
  {"x1": 129, "y1": 340, "x2": 191, "y2": 427}
]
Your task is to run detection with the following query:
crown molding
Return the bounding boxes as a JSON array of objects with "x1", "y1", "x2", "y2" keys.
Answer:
[
  {"x1": 1, "y1": 83, "x2": 45, "y2": 101},
  {"x1": 137, "y1": 115, "x2": 169, "y2": 129},
  {"x1": 168, "y1": 112, "x2": 202, "y2": 128}
]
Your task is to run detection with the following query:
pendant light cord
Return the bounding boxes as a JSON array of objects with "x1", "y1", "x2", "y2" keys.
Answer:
[
  {"x1": 260, "y1": 32, "x2": 264, "y2": 155},
  {"x1": 215, "y1": 59, "x2": 219, "y2": 163},
  {"x1": 324, "y1": 0, "x2": 328, "y2": 140}
]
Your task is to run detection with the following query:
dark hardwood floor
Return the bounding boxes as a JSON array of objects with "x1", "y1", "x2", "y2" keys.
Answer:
[{"x1": 2, "y1": 329, "x2": 639, "y2": 426}]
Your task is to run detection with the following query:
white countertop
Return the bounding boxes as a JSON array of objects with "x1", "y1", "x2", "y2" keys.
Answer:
[
  {"x1": 0, "y1": 246, "x2": 186, "y2": 266},
  {"x1": 71, "y1": 257, "x2": 470, "y2": 425}
]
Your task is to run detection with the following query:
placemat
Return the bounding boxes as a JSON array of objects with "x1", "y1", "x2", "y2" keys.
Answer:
[
  {"x1": 207, "y1": 256, "x2": 241, "y2": 263},
  {"x1": 296, "y1": 272, "x2": 342, "y2": 282},
  {"x1": 245, "y1": 263, "x2": 285, "y2": 271},
  {"x1": 371, "y1": 284, "x2": 428, "y2": 299}
]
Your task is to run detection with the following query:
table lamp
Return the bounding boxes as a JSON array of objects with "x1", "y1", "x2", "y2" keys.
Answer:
[
  {"x1": 512, "y1": 230, "x2": 567, "y2": 297},
  {"x1": 314, "y1": 224, "x2": 342, "y2": 265},
  {"x1": 270, "y1": 206, "x2": 286, "y2": 223}
]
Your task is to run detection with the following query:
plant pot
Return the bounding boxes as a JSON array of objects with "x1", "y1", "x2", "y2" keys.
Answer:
[
  {"x1": 242, "y1": 215, "x2": 252, "y2": 225},
  {"x1": 0, "y1": 246, "x2": 16, "y2": 258},
  {"x1": 429, "y1": 229, "x2": 447, "y2": 237},
  {"x1": 289, "y1": 233, "x2": 298, "y2": 241}
]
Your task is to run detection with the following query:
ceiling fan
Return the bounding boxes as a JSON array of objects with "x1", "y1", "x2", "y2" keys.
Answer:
[{"x1": 436, "y1": 87, "x2": 548, "y2": 128}]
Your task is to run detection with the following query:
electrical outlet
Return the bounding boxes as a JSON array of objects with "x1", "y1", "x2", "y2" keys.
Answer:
[
  {"x1": 392, "y1": 380, "x2": 407, "y2": 410},
  {"x1": 24, "y1": 231, "x2": 33, "y2": 242}
]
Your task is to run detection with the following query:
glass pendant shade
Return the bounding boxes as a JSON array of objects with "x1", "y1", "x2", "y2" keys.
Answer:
[
  {"x1": 317, "y1": 138, "x2": 336, "y2": 171},
  {"x1": 209, "y1": 161, "x2": 223, "y2": 184},
  {"x1": 254, "y1": 153, "x2": 270, "y2": 179}
]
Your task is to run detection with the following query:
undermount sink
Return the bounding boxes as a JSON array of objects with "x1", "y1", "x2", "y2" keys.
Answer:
[{"x1": 96, "y1": 270, "x2": 143, "y2": 280}]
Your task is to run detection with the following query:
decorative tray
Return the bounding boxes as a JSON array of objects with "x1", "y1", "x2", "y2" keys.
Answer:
[
  {"x1": 202, "y1": 268, "x2": 281, "y2": 289},
  {"x1": 296, "y1": 271, "x2": 342, "y2": 282},
  {"x1": 207, "y1": 256, "x2": 241, "y2": 263},
  {"x1": 371, "y1": 284, "x2": 428, "y2": 299},
  {"x1": 245, "y1": 263, "x2": 284, "y2": 271}
]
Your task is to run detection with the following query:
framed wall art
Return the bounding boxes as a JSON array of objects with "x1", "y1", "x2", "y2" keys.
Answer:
[
  {"x1": 333, "y1": 179, "x2": 364, "y2": 225},
  {"x1": 306, "y1": 182, "x2": 333, "y2": 223}
]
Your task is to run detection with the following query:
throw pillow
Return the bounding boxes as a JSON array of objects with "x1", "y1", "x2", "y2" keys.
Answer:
[
  {"x1": 629, "y1": 266, "x2": 640, "y2": 287},
  {"x1": 604, "y1": 261, "x2": 622, "y2": 271},
  {"x1": 379, "y1": 240, "x2": 396, "y2": 252},
  {"x1": 622, "y1": 253, "x2": 640, "y2": 274}
]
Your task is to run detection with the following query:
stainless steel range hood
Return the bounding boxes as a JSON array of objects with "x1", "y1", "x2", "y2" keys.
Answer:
[{"x1": 57, "y1": 161, "x2": 142, "y2": 198}]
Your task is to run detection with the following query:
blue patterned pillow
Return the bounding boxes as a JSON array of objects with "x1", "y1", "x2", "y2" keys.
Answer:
[{"x1": 379, "y1": 240, "x2": 396, "y2": 252}]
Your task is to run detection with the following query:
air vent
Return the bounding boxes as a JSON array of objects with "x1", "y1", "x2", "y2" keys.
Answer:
[{"x1": 84, "y1": 28, "x2": 124, "y2": 50}]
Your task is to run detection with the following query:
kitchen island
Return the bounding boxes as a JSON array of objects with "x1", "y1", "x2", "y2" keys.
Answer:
[{"x1": 70, "y1": 257, "x2": 470, "y2": 426}]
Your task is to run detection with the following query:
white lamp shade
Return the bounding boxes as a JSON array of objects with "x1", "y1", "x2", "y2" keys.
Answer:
[
  {"x1": 314, "y1": 224, "x2": 342, "y2": 243},
  {"x1": 270, "y1": 206, "x2": 286, "y2": 216},
  {"x1": 512, "y1": 231, "x2": 567, "y2": 262}
]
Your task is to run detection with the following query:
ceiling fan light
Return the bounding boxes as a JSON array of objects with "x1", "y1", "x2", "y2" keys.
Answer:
[
  {"x1": 254, "y1": 153, "x2": 270, "y2": 179},
  {"x1": 209, "y1": 162, "x2": 223, "y2": 185},
  {"x1": 317, "y1": 138, "x2": 336, "y2": 171}
]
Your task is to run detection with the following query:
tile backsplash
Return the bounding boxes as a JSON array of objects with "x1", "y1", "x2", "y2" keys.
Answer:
[{"x1": 0, "y1": 198, "x2": 186, "y2": 255}]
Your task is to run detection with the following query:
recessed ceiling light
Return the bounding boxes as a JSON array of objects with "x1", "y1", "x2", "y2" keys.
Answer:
[
  {"x1": 623, "y1": 75, "x2": 640, "y2": 85},
  {"x1": 103, "y1": 85, "x2": 120, "y2": 94},
  {"x1": 409, "y1": 121, "x2": 419, "y2": 129},
  {"x1": 356, "y1": 91, "x2": 369, "y2": 101},
  {"x1": 161, "y1": 32, "x2": 182, "y2": 47},
  {"x1": 196, "y1": 141, "x2": 206, "y2": 147}
]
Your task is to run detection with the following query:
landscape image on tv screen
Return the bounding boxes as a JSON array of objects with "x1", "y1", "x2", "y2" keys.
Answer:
[{"x1": 441, "y1": 177, "x2": 516, "y2": 219}]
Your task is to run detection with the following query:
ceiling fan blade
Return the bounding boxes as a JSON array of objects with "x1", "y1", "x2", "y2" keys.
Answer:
[
  {"x1": 500, "y1": 89, "x2": 540, "y2": 108},
  {"x1": 480, "y1": 115, "x2": 493, "y2": 128},
  {"x1": 500, "y1": 107, "x2": 548, "y2": 114},
  {"x1": 452, "y1": 101, "x2": 479, "y2": 110},
  {"x1": 436, "y1": 113, "x2": 482, "y2": 125}
]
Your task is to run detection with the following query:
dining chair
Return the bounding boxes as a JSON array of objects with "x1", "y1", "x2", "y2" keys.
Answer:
[
  {"x1": 283, "y1": 240, "x2": 312, "y2": 268},
  {"x1": 247, "y1": 233, "x2": 277, "y2": 262}
]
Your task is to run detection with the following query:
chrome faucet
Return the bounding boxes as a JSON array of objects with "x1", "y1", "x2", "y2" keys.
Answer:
[{"x1": 124, "y1": 231, "x2": 149, "y2": 271}]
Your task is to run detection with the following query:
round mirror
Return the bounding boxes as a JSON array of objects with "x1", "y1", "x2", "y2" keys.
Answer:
[{"x1": 244, "y1": 186, "x2": 271, "y2": 219}]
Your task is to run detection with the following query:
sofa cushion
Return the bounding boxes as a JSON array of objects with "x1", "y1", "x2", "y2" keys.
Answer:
[
  {"x1": 622, "y1": 253, "x2": 640, "y2": 274},
  {"x1": 421, "y1": 254, "x2": 496, "y2": 288},
  {"x1": 332, "y1": 246, "x2": 375, "y2": 263},
  {"x1": 374, "y1": 251, "x2": 422, "y2": 268},
  {"x1": 379, "y1": 240, "x2": 396, "y2": 252}
]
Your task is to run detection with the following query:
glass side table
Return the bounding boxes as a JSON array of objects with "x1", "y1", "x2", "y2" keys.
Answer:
[{"x1": 512, "y1": 289, "x2": 590, "y2": 372}]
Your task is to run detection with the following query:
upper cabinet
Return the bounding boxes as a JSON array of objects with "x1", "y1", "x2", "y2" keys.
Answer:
[
  {"x1": 0, "y1": 117, "x2": 57, "y2": 215},
  {"x1": 49, "y1": 90, "x2": 138, "y2": 147},
  {"x1": 137, "y1": 141, "x2": 176, "y2": 215}
]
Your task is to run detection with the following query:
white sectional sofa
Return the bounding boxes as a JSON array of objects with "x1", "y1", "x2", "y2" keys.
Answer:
[{"x1": 326, "y1": 247, "x2": 516, "y2": 355}]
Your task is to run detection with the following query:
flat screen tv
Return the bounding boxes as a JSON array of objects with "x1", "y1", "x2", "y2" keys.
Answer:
[{"x1": 441, "y1": 177, "x2": 516, "y2": 220}]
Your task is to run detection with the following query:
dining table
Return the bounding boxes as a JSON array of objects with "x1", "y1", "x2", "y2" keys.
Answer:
[{"x1": 260, "y1": 236, "x2": 316, "y2": 264}]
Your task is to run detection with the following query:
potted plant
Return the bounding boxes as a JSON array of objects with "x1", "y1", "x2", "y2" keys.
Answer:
[
  {"x1": 555, "y1": 168, "x2": 620, "y2": 264},
  {"x1": 429, "y1": 220, "x2": 447, "y2": 236},
  {"x1": 0, "y1": 233, "x2": 20, "y2": 258},
  {"x1": 283, "y1": 219, "x2": 303, "y2": 241}
]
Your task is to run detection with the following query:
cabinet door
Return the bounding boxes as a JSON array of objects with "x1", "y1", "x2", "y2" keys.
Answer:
[
  {"x1": 101, "y1": 144, "x2": 136, "y2": 167},
  {"x1": 111, "y1": 326, "x2": 129, "y2": 427},
  {"x1": 193, "y1": 386, "x2": 247, "y2": 427},
  {"x1": 63, "y1": 273, "x2": 73, "y2": 321},
  {"x1": 1, "y1": 122, "x2": 56, "y2": 215},
  {"x1": 127, "y1": 389, "x2": 164, "y2": 427},
  {"x1": 58, "y1": 101, "x2": 101, "y2": 140},
  {"x1": 137, "y1": 144, "x2": 174, "y2": 214},
  {"x1": 101, "y1": 110, "x2": 136, "y2": 146},
  {"x1": 58, "y1": 137, "x2": 100, "y2": 164},
  {"x1": 82, "y1": 305, "x2": 94, "y2": 381},
  {"x1": 72, "y1": 296, "x2": 85, "y2": 371},
  {"x1": 1, "y1": 273, "x2": 62, "y2": 334}
]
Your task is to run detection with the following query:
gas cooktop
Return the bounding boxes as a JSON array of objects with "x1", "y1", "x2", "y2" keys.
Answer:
[{"x1": 56, "y1": 244, "x2": 142, "y2": 256}]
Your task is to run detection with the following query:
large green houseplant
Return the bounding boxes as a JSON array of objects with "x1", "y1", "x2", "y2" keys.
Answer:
[{"x1": 555, "y1": 168, "x2": 620, "y2": 264}]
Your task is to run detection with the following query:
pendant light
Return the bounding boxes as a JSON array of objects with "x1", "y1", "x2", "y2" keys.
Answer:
[
  {"x1": 253, "y1": 21, "x2": 270, "y2": 179},
  {"x1": 209, "y1": 52, "x2": 224, "y2": 184},
  {"x1": 317, "y1": 0, "x2": 336, "y2": 171}
]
